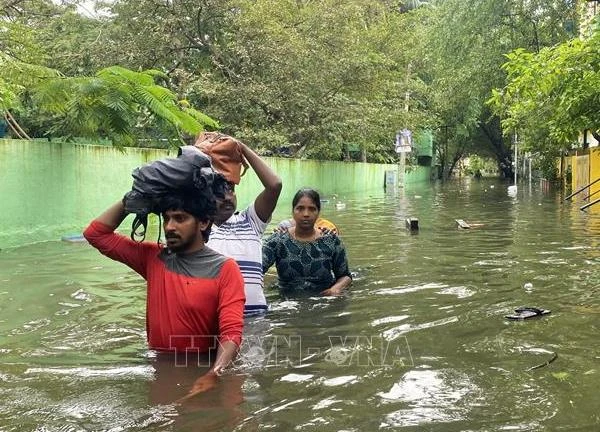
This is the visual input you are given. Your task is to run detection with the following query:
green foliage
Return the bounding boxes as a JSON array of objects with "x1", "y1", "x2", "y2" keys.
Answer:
[
  {"x1": 489, "y1": 25, "x2": 600, "y2": 159},
  {"x1": 0, "y1": 0, "x2": 64, "y2": 113},
  {"x1": 0, "y1": 0, "x2": 585, "y2": 165},
  {"x1": 467, "y1": 155, "x2": 497, "y2": 174},
  {"x1": 183, "y1": 0, "x2": 425, "y2": 161},
  {"x1": 419, "y1": 0, "x2": 577, "y2": 178},
  {"x1": 0, "y1": 53, "x2": 62, "y2": 112},
  {"x1": 32, "y1": 66, "x2": 219, "y2": 146},
  {"x1": 534, "y1": 152, "x2": 559, "y2": 180}
]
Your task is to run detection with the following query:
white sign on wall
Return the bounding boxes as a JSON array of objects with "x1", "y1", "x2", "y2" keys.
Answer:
[{"x1": 395, "y1": 129, "x2": 412, "y2": 153}]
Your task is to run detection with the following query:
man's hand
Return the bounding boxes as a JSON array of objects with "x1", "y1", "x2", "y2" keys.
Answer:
[
  {"x1": 318, "y1": 226, "x2": 336, "y2": 236},
  {"x1": 176, "y1": 371, "x2": 218, "y2": 404},
  {"x1": 273, "y1": 219, "x2": 293, "y2": 233},
  {"x1": 190, "y1": 371, "x2": 218, "y2": 394},
  {"x1": 177, "y1": 340, "x2": 238, "y2": 403},
  {"x1": 273, "y1": 220, "x2": 338, "y2": 235}
]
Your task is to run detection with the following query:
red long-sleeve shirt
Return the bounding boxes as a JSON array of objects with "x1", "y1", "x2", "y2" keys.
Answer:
[{"x1": 83, "y1": 220, "x2": 245, "y2": 354}]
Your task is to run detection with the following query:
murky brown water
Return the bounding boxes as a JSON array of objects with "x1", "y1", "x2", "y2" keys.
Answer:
[{"x1": 1, "y1": 178, "x2": 600, "y2": 431}]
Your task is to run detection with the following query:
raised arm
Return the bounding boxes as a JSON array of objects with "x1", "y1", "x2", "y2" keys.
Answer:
[
  {"x1": 83, "y1": 199, "x2": 150, "y2": 277},
  {"x1": 241, "y1": 143, "x2": 282, "y2": 223},
  {"x1": 95, "y1": 200, "x2": 127, "y2": 230}
]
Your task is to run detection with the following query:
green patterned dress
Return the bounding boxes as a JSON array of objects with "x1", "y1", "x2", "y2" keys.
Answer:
[{"x1": 262, "y1": 231, "x2": 351, "y2": 293}]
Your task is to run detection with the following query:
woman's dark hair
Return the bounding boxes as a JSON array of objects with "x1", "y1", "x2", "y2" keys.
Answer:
[
  {"x1": 292, "y1": 188, "x2": 321, "y2": 211},
  {"x1": 156, "y1": 192, "x2": 216, "y2": 241}
]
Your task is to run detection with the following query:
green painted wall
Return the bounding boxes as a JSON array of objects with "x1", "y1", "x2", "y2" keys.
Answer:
[
  {"x1": 413, "y1": 130, "x2": 433, "y2": 158},
  {"x1": 0, "y1": 139, "x2": 430, "y2": 248},
  {"x1": 405, "y1": 165, "x2": 431, "y2": 184}
]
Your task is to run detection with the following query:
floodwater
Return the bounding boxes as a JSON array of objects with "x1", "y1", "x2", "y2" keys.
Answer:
[{"x1": 1, "y1": 178, "x2": 600, "y2": 431}]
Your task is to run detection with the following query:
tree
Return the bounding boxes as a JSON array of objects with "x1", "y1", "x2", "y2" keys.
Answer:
[
  {"x1": 0, "y1": 1, "x2": 218, "y2": 145},
  {"x1": 418, "y1": 0, "x2": 577, "y2": 179},
  {"x1": 102, "y1": 0, "x2": 234, "y2": 72},
  {"x1": 1, "y1": 0, "x2": 582, "y2": 166},
  {"x1": 31, "y1": 66, "x2": 218, "y2": 146},
  {"x1": 0, "y1": 0, "x2": 103, "y2": 136},
  {"x1": 489, "y1": 20, "x2": 600, "y2": 178},
  {"x1": 183, "y1": 0, "x2": 427, "y2": 161}
]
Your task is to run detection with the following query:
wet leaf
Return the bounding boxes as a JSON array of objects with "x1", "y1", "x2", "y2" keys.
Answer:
[{"x1": 551, "y1": 372, "x2": 570, "y2": 381}]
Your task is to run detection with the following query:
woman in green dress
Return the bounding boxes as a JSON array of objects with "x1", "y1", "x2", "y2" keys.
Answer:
[{"x1": 262, "y1": 188, "x2": 352, "y2": 295}]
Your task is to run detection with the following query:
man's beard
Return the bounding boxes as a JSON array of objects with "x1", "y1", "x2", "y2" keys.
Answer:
[{"x1": 165, "y1": 234, "x2": 193, "y2": 252}]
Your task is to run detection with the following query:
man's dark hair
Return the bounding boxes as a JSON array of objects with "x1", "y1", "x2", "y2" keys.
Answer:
[
  {"x1": 156, "y1": 192, "x2": 216, "y2": 241},
  {"x1": 292, "y1": 188, "x2": 321, "y2": 211}
]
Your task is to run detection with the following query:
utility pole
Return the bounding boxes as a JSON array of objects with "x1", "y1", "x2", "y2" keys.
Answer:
[
  {"x1": 398, "y1": 63, "x2": 411, "y2": 187},
  {"x1": 514, "y1": 132, "x2": 518, "y2": 186},
  {"x1": 398, "y1": 113, "x2": 408, "y2": 187},
  {"x1": 508, "y1": 132, "x2": 518, "y2": 196},
  {"x1": 397, "y1": 134, "x2": 404, "y2": 187}
]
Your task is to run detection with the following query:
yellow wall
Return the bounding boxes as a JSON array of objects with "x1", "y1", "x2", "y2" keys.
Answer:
[
  {"x1": 564, "y1": 149, "x2": 600, "y2": 214},
  {"x1": 590, "y1": 148, "x2": 600, "y2": 213},
  {"x1": 576, "y1": 154, "x2": 590, "y2": 193}
]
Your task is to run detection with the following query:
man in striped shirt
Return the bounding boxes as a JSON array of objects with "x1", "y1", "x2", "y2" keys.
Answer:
[{"x1": 206, "y1": 143, "x2": 282, "y2": 315}]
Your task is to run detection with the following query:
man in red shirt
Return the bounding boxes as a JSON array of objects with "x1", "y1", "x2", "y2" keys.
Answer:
[{"x1": 84, "y1": 193, "x2": 245, "y2": 397}]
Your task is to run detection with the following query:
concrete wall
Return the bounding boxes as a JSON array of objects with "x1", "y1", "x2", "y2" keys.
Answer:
[{"x1": 0, "y1": 139, "x2": 430, "y2": 248}]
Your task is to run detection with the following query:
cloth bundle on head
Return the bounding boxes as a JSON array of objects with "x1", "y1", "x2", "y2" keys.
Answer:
[
  {"x1": 194, "y1": 132, "x2": 248, "y2": 184},
  {"x1": 122, "y1": 145, "x2": 228, "y2": 241}
]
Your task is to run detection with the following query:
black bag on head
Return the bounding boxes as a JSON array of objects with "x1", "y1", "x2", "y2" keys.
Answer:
[{"x1": 122, "y1": 146, "x2": 227, "y2": 241}]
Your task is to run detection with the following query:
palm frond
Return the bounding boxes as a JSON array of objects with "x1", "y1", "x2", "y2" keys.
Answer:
[
  {"x1": 28, "y1": 65, "x2": 218, "y2": 145},
  {"x1": 142, "y1": 69, "x2": 170, "y2": 81},
  {"x1": 183, "y1": 105, "x2": 221, "y2": 129},
  {"x1": 98, "y1": 66, "x2": 156, "y2": 87}
]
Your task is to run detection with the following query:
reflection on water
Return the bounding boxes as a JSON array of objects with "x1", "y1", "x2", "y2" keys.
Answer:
[
  {"x1": 1, "y1": 178, "x2": 600, "y2": 431},
  {"x1": 378, "y1": 369, "x2": 476, "y2": 427}
]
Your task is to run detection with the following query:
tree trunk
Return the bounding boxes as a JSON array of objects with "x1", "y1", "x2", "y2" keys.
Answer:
[{"x1": 479, "y1": 116, "x2": 512, "y2": 180}]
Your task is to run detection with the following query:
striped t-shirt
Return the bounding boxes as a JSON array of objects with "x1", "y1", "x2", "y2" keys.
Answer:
[{"x1": 206, "y1": 204, "x2": 268, "y2": 314}]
